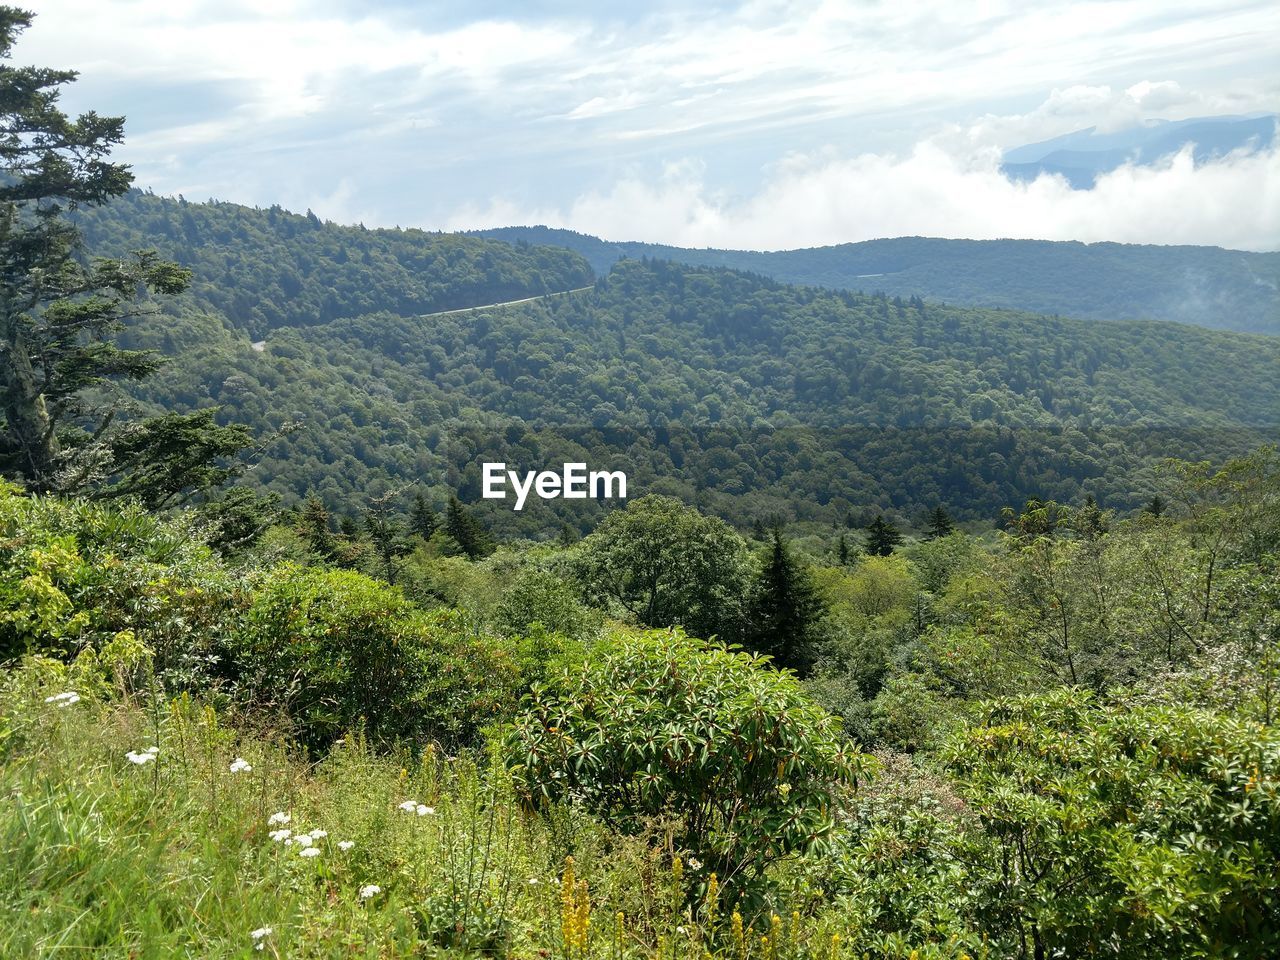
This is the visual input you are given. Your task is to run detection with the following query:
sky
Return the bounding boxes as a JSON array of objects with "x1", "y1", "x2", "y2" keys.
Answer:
[{"x1": 24, "y1": 0, "x2": 1280, "y2": 251}]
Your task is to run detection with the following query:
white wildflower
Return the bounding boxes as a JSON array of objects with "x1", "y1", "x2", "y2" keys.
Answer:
[
  {"x1": 268, "y1": 829, "x2": 292, "y2": 842},
  {"x1": 337, "y1": 840, "x2": 354, "y2": 851},
  {"x1": 416, "y1": 804, "x2": 434, "y2": 816},
  {"x1": 528, "y1": 877, "x2": 542, "y2": 885},
  {"x1": 125, "y1": 750, "x2": 155, "y2": 765},
  {"x1": 397, "y1": 800, "x2": 418, "y2": 813},
  {"x1": 308, "y1": 829, "x2": 327, "y2": 840},
  {"x1": 267, "y1": 811, "x2": 290, "y2": 826},
  {"x1": 250, "y1": 926, "x2": 272, "y2": 940},
  {"x1": 288, "y1": 833, "x2": 312, "y2": 848},
  {"x1": 45, "y1": 691, "x2": 81, "y2": 706},
  {"x1": 359, "y1": 884, "x2": 381, "y2": 900},
  {"x1": 144, "y1": 745, "x2": 159, "y2": 755},
  {"x1": 299, "y1": 846, "x2": 321, "y2": 858},
  {"x1": 229, "y1": 758, "x2": 252, "y2": 774}
]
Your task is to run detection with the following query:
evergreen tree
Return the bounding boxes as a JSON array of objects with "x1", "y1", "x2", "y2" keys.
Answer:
[
  {"x1": 409, "y1": 491, "x2": 438, "y2": 541},
  {"x1": 444, "y1": 494, "x2": 494, "y2": 560},
  {"x1": 1075, "y1": 494, "x2": 1109, "y2": 541},
  {"x1": 364, "y1": 490, "x2": 410, "y2": 583},
  {"x1": 1145, "y1": 495, "x2": 1167, "y2": 518},
  {"x1": 865, "y1": 515, "x2": 903, "y2": 556},
  {"x1": 837, "y1": 533, "x2": 851, "y2": 565},
  {"x1": 0, "y1": 8, "x2": 250, "y2": 499},
  {"x1": 746, "y1": 531, "x2": 826, "y2": 674},
  {"x1": 925, "y1": 505, "x2": 955, "y2": 540},
  {"x1": 299, "y1": 496, "x2": 334, "y2": 557},
  {"x1": 558, "y1": 522, "x2": 579, "y2": 546}
]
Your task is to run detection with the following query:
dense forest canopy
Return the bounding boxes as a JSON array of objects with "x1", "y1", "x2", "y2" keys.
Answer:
[
  {"x1": 99, "y1": 225, "x2": 1279, "y2": 534},
  {"x1": 73, "y1": 190, "x2": 595, "y2": 339},
  {"x1": 474, "y1": 226, "x2": 1280, "y2": 335}
]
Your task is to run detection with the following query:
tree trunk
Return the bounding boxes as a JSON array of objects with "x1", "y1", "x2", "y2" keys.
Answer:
[{"x1": 1, "y1": 311, "x2": 57, "y2": 487}]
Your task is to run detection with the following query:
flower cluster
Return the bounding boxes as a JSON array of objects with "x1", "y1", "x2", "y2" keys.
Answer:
[
  {"x1": 250, "y1": 926, "x2": 272, "y2": 951},
  {"x1": 44, "y1": 691, "x2": 81, "y2": 707},
  {"x1": 560, "y1": 856, "x2": 590, "y2": 955},
  {"x1": 229, "y1": 757, "x2": 252, "y2": 774},
  {"x1": 265, "y1": 815, "x2": 354, "y2": 860},
  {"x1": 124, "y1": 745, "x2": 159, "y2": 765},
  {"x1": 397, "y1": 799, "x2": 435, "y2": 816}
]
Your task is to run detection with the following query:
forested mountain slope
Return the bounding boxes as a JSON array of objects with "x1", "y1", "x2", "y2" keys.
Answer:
[
  {"x1": 116, "y1": 251, "x2": 1280, "y2": 535},
  {"x1": 74, "y1": 190, "x2": 594, "y2": 340},
  {"x1": 473, "y1": 227, "x2": 1280, "y2": 335}
]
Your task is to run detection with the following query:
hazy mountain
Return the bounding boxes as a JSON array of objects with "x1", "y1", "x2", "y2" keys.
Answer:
[
  {"x1": 472, "y1": 228, "x2": 1280, "y2": 335},
  {"x1": 1001, "y1": 114, "x2": 1277, "y2": 188}
]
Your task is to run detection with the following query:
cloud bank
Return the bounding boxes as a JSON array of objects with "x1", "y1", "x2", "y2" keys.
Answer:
[
  {"x1": 21, "y1": 2, "x2": 1280, "y2": 248},
  {"x1": 448, "y1": 137, "x2": 1280, "y2": 252}
]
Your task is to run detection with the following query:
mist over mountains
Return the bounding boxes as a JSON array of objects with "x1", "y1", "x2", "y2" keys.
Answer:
[
  {"x1": 474, "y1": 228, "x2": 1280, "y2": 335},
  {"x1": 1000, "y1": 114, "x2": 1277, "y2": 188}
]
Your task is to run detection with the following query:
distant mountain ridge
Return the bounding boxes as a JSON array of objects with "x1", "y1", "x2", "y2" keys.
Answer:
[
  {"x1": 1001, "y1": 114, "x2": 1277, "y2": 188},
  {"x1": 470, "y1": 228, "x2": 1280, "y2": 335},
  {"x1": 56, "y1": 189, "x2": 1280, "y2": 531}
]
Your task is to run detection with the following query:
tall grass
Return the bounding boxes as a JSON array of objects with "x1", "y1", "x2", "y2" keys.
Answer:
[{"x1": 1, "y1": 669, "x2": 982, "y2": 959}]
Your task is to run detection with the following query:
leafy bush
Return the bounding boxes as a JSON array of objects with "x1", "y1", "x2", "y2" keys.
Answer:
[
  {"x1": 0, "y1": 483, "x2": 241, "y2": 687},
  {"x1": 231, "y1": 567, "x2": 520, "y2": 751},
  {"x1": 493, "y1": 569, "x2": 601, "y2": 641},
  {"x1": 944, "y1": 689, "x2": 1280, "y2": 958},
  {"x1": 506, "y1": 629, "x2": 872, "y2": 903},
  {"x1": 817, "y1": 753, "x2": 990, "y2": 958}
]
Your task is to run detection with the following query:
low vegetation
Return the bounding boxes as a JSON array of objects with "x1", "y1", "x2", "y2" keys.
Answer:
[{"x1": 3, "y1": 445, "x2": 1278, "y2": 957}]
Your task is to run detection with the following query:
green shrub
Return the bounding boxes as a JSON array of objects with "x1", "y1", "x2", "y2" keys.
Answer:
[
  {"x1": 506, "y1": 629, "x2": 873, "y2": 904},
  {"x1": 493, "y1": 569, "x2": 601, "y2": 641},
  {"x1": 231, "y1": 567, "x2": 520, "y2": 752},
  {"x1": 944, "y1": 688, "x2": 1280, "y2": 958},
  {"x1": 815, "y1": 753, "x2": 990, "y2": 958},
  {"x1": 0, "y1": 483, "x2": 241, "y2": 687}
]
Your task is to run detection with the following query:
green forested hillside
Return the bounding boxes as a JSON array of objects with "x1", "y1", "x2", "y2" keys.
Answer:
[
  {"x1": 117, "y1": 253, "x2": 1279, "y2": 534},
  {"x1": 74, "y1": 191, "x2": 594, "y2": 339},
  {"x1": 474, "y1": 227, "x2": 1280, "y2": 335},
  {"x1": 9, "y1": 13, "x2": 1280, "y2": 960}
]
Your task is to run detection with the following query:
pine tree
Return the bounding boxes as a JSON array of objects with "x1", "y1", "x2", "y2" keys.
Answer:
[
  {"x1": 1145, "y1": 495, "x2": 1167, "y2": 518},
  {"x1": 0, "y1": 9, "x2": 251, "y2": 499},
  {"x1": 444, "y1": 494, "x2": 494, "y2": 560},
  {"x1": 837, "y1": 533, "x2": 851, "y2": 565},
  {"x1": 925, "y1": 505, "x2": 955, "y2": 540},
  {"x1": 747, "y1": 531, "x2": 826, "y2": 674},
  {"x1": 409, "y1": 491, "x2": 438, "y2": 542},
  {"x1": 299, "y1": 496, "x2": 334, "y2": 557},
  {"x1": 865, "y1": 515, "x2": 903, "y2": 556},
  {"x1": 364, "y1": 490, "x2": 410, "y2": 583},
  {"x1": 1076, "y1": 494, "x2": 1109, "y2": 541}
]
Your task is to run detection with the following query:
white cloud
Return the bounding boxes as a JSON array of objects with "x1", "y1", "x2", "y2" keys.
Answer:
[
  {"x1": 447, "y1": 138, "x2": 1280, "y2": 252},
  {"x1": 16, "y1": 1, "x2": 1280, "y2": 246},
  {"x1": 951, "y1": 80, "x2": 1276, "y2": 153}
]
